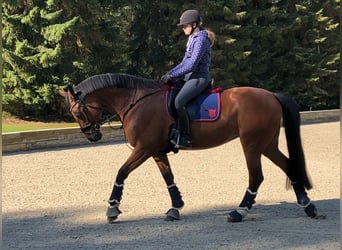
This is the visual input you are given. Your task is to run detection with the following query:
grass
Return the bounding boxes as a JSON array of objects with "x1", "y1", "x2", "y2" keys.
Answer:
[{"x1": 2, "y1": 118, "x2": 78, "y2": 133}]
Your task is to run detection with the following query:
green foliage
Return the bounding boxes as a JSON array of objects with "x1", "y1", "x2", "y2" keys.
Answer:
[
  {"x1": 2, "y1": 0, "x2": 339, "y2": 119},
  {"x1": 207, "y1": 0, "x2": 339, "y2": 110},
  {"x1": 2, "y1": 0, "x2": 79, "y2": 117},
  {"x1": 42, "y1": 17, "x2": 79, "y2": 43}
]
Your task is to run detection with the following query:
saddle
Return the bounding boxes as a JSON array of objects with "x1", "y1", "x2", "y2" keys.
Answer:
[{"x1": 165, "y1": 80, "x2": 222, "y2": 122}]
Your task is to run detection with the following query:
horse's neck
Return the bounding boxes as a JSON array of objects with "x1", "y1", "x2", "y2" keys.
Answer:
[
  {"x1": 92, "y1": 88, "x2": 131, "y2": 111},
  {"x1": 102, "y1": 87, "x2": 161, "y2": 116}
]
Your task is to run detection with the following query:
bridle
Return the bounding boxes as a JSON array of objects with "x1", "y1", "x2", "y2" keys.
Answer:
[
  {"x1": 70, "y1": 88, "x2": 162, "y2": 136},
  {"x1": 70, "y1": 100, "x2": 104, "y2": 135}
]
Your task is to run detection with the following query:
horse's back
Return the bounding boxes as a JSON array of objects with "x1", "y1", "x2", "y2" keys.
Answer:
[{"x1": 221, "y1": 86, "x2": 282, "y2": 119}]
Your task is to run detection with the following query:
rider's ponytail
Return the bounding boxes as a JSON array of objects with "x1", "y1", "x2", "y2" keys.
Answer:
[{"x1": 205, "y1": 28, "x2": 215, "y2": 47}]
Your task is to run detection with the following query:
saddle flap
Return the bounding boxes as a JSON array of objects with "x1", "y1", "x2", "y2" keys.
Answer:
[
  {"x1": 165, "y1": 86, "x2": 222, "y2": 122},
  {"x1": 187, "y1": 92, "x2": 221, "y2": 121}
]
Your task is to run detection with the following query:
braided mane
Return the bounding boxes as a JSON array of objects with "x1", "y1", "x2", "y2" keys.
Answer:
[{"x1": 75, "y1": 73, "x2": 161, "y2": 100}]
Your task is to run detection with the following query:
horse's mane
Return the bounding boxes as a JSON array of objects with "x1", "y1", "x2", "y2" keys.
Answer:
[{"x1": 75, "y1": 73, "x2": 161, "y2": 100}]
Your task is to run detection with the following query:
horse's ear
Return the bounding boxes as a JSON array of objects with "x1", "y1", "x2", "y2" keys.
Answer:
[
  {"x1": 58, "y1": 88, "x2": 68, "y2": 97},
  {"x1": 67, "y1": 84, "x2": 75, "y2": 96},
  {"x1": 58, "y1": 84, "x2": 75, "y2": 96},
  {"x1": 66, "y1": 84, "x2": 81, "y2": 101}
]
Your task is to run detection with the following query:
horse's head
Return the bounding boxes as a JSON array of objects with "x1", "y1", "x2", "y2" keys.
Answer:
[{"x1": 59, "y1": 85, "x2": 103, "y2": 142}]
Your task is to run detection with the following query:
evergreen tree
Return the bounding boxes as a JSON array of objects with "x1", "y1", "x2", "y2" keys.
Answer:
[
  {"x1": 208, "y1": 0, "x2": 339, "y2": 110},
  {"x1": 2, "y1": 0, "x2": 339, "y2": 119},
  {"x1": 2, "y1": 0, "x2": 79, "y2": 117},
  {"x1": 60, "y1": 0, "x2": 124, "y2": 77},
  {"x1": 304, "y1": 0, "x2": 340, "y2": 109},
  {"x1": 116, "y1": 1, "x2": 183, "y2": 78}
]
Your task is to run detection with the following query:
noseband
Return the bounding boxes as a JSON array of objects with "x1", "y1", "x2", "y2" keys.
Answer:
[
  {"x1": 70, "y1": 100, "x2": 103, "y2": 135},
  {"x1": 70, "y1": 88, "x2": 162, "y2": 135}
]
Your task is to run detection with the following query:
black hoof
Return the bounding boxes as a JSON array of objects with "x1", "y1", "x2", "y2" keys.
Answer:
[
  {"x1": 227, "y1": 210, "x2": 243, "y2": 223},
  {"x1": 106, "y1": 206, "x2": 122, "y2": 223},
  {"x1": 107, "y1": 216, "x2": 118, "y2": 224},
  {"x1": 304, "y1": 203, "x2": 317, "y2": 218},
  {"x1": 165, "y1": 208, "x2": 181, "y2": 221}
]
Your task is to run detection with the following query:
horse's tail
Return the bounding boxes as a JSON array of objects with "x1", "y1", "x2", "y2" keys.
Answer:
[{"x1": 274, "y1": 93, "x2": 312, "y2": 190}]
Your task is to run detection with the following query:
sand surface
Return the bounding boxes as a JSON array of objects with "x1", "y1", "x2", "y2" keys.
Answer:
[{"x1": 2, "y1": 122, "x2": 340, "y2": 249}]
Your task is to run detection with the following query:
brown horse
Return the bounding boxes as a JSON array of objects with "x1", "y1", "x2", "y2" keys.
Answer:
[{"x1": 59, "y1": 73, "x2": 317, "y2": 223}]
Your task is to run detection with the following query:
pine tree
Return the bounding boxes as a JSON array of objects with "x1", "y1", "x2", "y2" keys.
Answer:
[
  {"x1": 2, "y1": 0, "x2": 79, "y2": 117},
  {"x1": 2, "y1": 0, "x2": 339, "y2": 119},
  {"x1": 206, "y1": 0, "x2": 339, "y2": 110},
  {"x1": 305, "y1": 0, "x2": 340, "y2": 109}
]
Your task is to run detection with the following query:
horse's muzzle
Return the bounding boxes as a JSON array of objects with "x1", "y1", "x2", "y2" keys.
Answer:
[
  {"x1": 87, "y1": 131, "x2": 103, "y2": 142},
  {"x1": 81, "y1": 123, "x2": 103, "y2": 142}
]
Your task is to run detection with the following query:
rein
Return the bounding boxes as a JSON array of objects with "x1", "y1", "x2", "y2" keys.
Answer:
[
  {"x1": 70, "y1": 88, "x2": 162, "y2": 135},
  {"x1": 120, "y1": 88, "x2": 162, "y2": 124}
]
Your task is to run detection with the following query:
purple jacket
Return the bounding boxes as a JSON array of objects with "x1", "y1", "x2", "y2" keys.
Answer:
[{"x1": 168, "y1": 30, "x2": 211, "y2": 79}]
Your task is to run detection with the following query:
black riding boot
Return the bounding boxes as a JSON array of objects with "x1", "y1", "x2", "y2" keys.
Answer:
[{"x1": 171, "y1": 107, "x2": 192, "y2": 148}]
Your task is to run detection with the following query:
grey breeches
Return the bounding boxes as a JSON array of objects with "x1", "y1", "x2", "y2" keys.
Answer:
[{"x1": 174, "y1": 77, "x2": 209, "y2": 109}]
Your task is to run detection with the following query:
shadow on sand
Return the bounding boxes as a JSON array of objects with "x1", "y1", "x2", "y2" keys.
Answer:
[{"x1": 3, "y1": 199, "x2": 340, "y2": 250}]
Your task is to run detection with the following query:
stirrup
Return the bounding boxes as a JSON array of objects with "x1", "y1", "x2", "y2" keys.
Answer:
[
  {"x1": 170, "y1": 132, "x2": 180, "y2": 148},
  {"x1": 170, "y1": 128, "x2": 179, "y2": 143},
  {"x1": 171, "y1": 134, "x2": 192, "y2": 149},
  {"x1": 178, "y1": 139, "x2": 192, "y2": 148}
]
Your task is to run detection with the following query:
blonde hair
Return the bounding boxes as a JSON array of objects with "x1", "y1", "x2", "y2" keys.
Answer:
[{"x1": 205, "y1": 28, "x2": 215, "y2": 47}]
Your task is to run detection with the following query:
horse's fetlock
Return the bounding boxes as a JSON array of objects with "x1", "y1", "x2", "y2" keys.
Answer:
[
  {"x1": 109, "y1": 183, "x2": 124, "y2": 205},
  {"x1": 168, "y1": 185, "x2": 184, "y2": 209},
  {"x1": 239, "y1": 188, "x2": 257, "y2": 209},
  {"x1": 108, "y1": 199, "x2": 120, "y2": 207}
]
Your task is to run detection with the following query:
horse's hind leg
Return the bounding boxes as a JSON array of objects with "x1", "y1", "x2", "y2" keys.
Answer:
[
  {"x1": 153, "y1": 153, "x2": 184, "y2": 221},
  {"x1": 228, "y1": 149, "x2": 264, "y2": 223},
  {"x1": 263, "y1": 138, "x2": 317, "y2": 218}
]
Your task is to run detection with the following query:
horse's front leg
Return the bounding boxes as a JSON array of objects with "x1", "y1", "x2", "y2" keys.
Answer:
[
  {"x1": 107, "y1": 148, "x2": 151, "y2": 223},
  {"x1": 153, "y1": 153, "x2": 184, "y2": 221}
]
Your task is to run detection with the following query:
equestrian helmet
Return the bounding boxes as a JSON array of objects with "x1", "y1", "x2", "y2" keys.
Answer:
[{"x1": 177, "y1": 9, "x2": 202, "y2": 26}]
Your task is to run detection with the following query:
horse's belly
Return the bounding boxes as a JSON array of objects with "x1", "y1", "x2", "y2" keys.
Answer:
[{"x1": 191, "y1": 122, "x2": 239, "y2": 149}]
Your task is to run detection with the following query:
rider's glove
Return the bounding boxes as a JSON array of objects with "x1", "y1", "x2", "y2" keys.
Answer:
[{"x1": 161, "y1": 73, "x2": 172, "y2": 84}]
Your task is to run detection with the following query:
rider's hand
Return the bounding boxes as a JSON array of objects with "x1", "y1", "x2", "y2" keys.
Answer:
[{"x1": 161, "y1": 73, "x2": 172, "y2": 84}]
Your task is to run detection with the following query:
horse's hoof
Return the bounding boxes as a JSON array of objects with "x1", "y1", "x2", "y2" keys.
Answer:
[
  {"x1": 227, "y1": 210, "x2": 243, "y2": 223},
  {"x1": 107, "y1": 216, "x2": 118, "y2": 224},
  {"x1": 165, "y1": 208, "x2": 181, "y2": 221},
  {"x1": 106, "y1": 206, "x2": 122, "y2": 223},
  {"x1": 304, "y1": 203, "x2": 317, "y2": 218}
]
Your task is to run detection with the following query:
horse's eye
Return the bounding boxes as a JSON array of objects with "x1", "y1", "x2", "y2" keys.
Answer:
[{"x1": 75, "y1": 110, "x2": 86, "y2": 120}]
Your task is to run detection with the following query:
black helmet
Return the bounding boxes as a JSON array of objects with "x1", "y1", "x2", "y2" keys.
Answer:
[{"x1": 177, "y1": 9, "x2": 202, "y2": 26}]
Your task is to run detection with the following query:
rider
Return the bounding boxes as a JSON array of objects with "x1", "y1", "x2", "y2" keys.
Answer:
[{"x1": 161, "y1": 9, "x2": 215, "y2": 148}]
